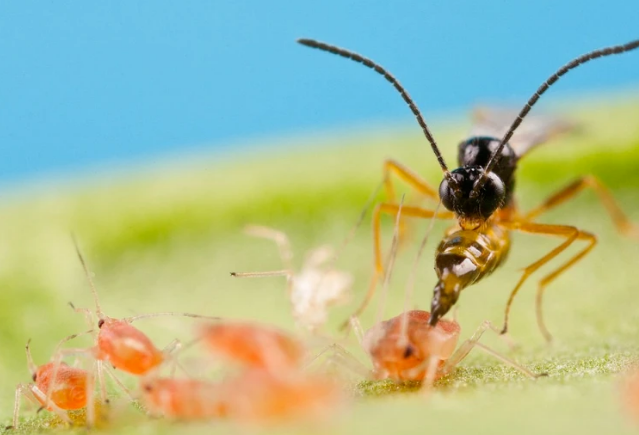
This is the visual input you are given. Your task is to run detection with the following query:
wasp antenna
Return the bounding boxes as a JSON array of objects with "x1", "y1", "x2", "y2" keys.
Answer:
[
  {"x1": 71, "y1": 234, "x2": 104, "y2": 319},
  {"x1": 298, "y1": 38, "x2": 452, "y2": 177},
  {"x1": 473, "y1": 38, "x2": 639, "y2": 196}
]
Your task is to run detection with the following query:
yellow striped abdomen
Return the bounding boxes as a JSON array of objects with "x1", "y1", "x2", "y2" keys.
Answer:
[{"x1": 428, "y1": 223, "x2": 510, "y2": 326}]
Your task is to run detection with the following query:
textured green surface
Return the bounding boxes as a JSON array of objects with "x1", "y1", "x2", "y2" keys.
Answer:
[{"x1": 1, "y1": 97, "x2": 639, "y2": 434}]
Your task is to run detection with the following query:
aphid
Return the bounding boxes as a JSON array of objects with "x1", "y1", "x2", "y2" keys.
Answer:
[
  {"x1": 353, "y1": 310, "x2": 539, "y2": 387},
  {"x1": 12, "y1": 336, "x2": 92, "y2": 428},
  {"x1": 198, "y1": 321, "x2": 305, "y2": 372},
  {"x1": 298, "y1": 37, "x2": 639, "y2": 340},
  {"x1": 142, "y1": 322, "x2": 343, "y2": 422},
  {"x1": 140, "y1": 369, "x2": 341, "y2": 423},
  {"x1": 139, "y1": 377, "x2": 227, "y2": 420},
  {"x1": 64, "y1": 238, "x2": 219, "y2": 400},
  {"x1": 231, "y1": 225, "x2": 352, "y2": 332},
  {"x1": 622, "y1": 368, "x2": 639, "y2": 422}
]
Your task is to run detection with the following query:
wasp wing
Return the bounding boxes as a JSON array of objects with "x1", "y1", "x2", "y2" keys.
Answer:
[{"x1": 469, "y1": 107, "x2": 578, "y2": 158}]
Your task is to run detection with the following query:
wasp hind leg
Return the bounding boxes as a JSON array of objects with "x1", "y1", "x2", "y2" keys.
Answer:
[{"x1": 497, "y1": 221, "x2": 596, "y2": 342}]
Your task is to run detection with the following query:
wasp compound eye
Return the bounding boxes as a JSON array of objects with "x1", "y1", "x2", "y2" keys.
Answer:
[
  {"x1": 438, "y1": 177, "x2": 456, "y2": 212},
  {"x1": 98, "y1": 319, "x2": 105, "y2": 328}
]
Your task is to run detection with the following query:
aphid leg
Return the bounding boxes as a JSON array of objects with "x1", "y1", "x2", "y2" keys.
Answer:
[
  {"x1": 524, "y1": 175, "x2": 639, "y2": 240},
  {"x1": 14, "y1": 384, "x2": 72, "y2": 428},
  {"x1": 85, "y1": 361, "x2": 96, "y2": 428},
  {"x1": 498, "y1": 221, "x2": 596, "y2": 341},
  {"x1": 102, "y1": 367, "x2": 135, "y2": 402},
  {"x1": 12, "y1": 384, "x2": 38, "y2": 428},
  {"x1": 420, "y1": 356, "x2": 441, "y2": 393},
  {"x1": 305, "y1": 343, "x2": 371, "y2": 379},
  {"x1": 160, "y1": 339, "x2": 192, "y2": 378},
  {"x1": 441, "y1": 321, "x2": 538, "y2": 379},
  {"x1": 349, "y1": 317, "x2": 366, "y2": 346},
  {"x1": 340, "y1": 203, "x2": 453, "y2": 330},
  {"x1": 243, "y1": 225, "x2": 294, "y2": 270},
  {"x1": 95, "y1": 361, "x2": 108, "y2": 404}
]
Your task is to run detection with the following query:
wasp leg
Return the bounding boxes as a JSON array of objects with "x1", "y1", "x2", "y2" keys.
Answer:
[
  {"x1": 382, "y1": 159, "x2": 440, "y2": 243},
  {"x1": 498, "y1": 221, "x2": 596, "y2": 341},
  {"x1": 525, "y1": 175, "x2": 639, "y2": 240},
  {"x1": 339, "y1": 203, "x2": 454, "y2": 330},
  {"x1": 382, "y1": 159, "x2": 439, "y2": 202}
]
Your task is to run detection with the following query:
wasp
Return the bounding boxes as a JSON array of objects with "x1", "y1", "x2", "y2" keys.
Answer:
[{"x1": 298, "y1": 38, "x2": 639, "y2": 341}]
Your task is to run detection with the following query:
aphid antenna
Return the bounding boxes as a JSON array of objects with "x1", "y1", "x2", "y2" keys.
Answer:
[
  {"x1": 25, "y1": 339, "x2": 37, "y2": 377},
  {"x1": 297, "y1": 38, "x2": 457, "y2": 189},
  {"x1": 123, "y1": 312, "x2": 221, "y2": 323},
  {"x1": 399, "y1": 200, "x2": 442, "y2": 345},
  {"x1": 472, "y1": 38, "x2": 639, "y2": 197},
  {"x1": 71, "y1": 234, "x2": 104, "y2": 320},
  {"x1": 375, "y1": 194, "x2": 405, "y2": 326},
  {"x1": 230, "y1": 270, "x2": 291, "y2": 278}
]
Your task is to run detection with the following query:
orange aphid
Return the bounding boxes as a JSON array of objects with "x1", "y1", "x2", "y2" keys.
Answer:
[
  {"x1": 139, "y1": 369, "x2": 341, "y2": 422},
  {"x1": 140, "y1": 378, "x2": 228, "y2": 420},
  {"x1": 32, "y1": 362, "x2": 89, "y2": 410},
  {"x1": 225, "y1": 369, "x2": 342, "y2": 423},
  {"x1": 95, "y1": 318, "x2": 164, "y2": 375},
  {"x1": 199, "y1": 322, "x2": 305, "y2": 371},
  {"x1": 362, "y1": 310, "x2": 460, "y2": 382},
  {"x1": 356, "y1": 309, "x2": 538, "y2": 387},
  {"x1": 622, "y1": 369, "x2": 639, "y2": 421},
  {"x1": 68, "y1": 238, "x2": 218, "y2": 380},
  {"x1": 12, "y1": 338, "x2": 92, "y2": 428}
]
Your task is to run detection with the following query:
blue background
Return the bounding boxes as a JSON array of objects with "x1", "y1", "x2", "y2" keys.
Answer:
[{"x1": 1, "y1": 1, "x2": 638, "y2": 185}]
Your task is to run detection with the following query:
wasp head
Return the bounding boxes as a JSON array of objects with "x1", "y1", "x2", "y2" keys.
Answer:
[{"x1": 439, "y1": 167, "x2": 505, "y2": 229}]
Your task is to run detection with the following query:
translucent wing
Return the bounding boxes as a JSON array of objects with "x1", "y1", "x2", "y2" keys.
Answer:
[{"x1": 469, "y1": 107, "x2": 578, "y2": 158}]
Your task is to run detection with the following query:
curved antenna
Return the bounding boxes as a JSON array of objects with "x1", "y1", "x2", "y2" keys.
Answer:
[
  {"x1": 473, "y1": 39, "x2": 639, "y2": 197},
  {"x1": 298, "y1": 38, "x2": 452, "y2": 178}
]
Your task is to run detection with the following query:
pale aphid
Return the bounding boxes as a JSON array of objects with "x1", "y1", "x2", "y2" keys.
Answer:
[{"x1": 232, "y1": 225, "x2": 352, "y2": 332}]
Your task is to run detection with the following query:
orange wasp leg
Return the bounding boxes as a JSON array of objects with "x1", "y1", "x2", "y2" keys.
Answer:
[
  {"x1": 382, "y1": 159, "x2": 441, "y2": 244},
  {"x1": 382, "y1": 159, "x2": 439, "y2": 203},
  {"x1": 524, "y1": 174, "x2": 639, "y2": 240},
  {"x1": 497, "y1": 221, "x2": 596, "y2": 342},
  {"x1": 339, "y1": 203, "x2": 454, "y2": 330}
]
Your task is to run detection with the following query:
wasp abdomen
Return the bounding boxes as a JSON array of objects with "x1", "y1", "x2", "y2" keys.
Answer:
[{"x1": 429, "y1": 226, "x2": 510, "y2": 326}]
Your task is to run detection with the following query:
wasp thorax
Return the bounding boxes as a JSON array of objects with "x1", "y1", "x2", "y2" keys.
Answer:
[{"x1": 439, "y1": 167, "x2": 505, "y2": 225}]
